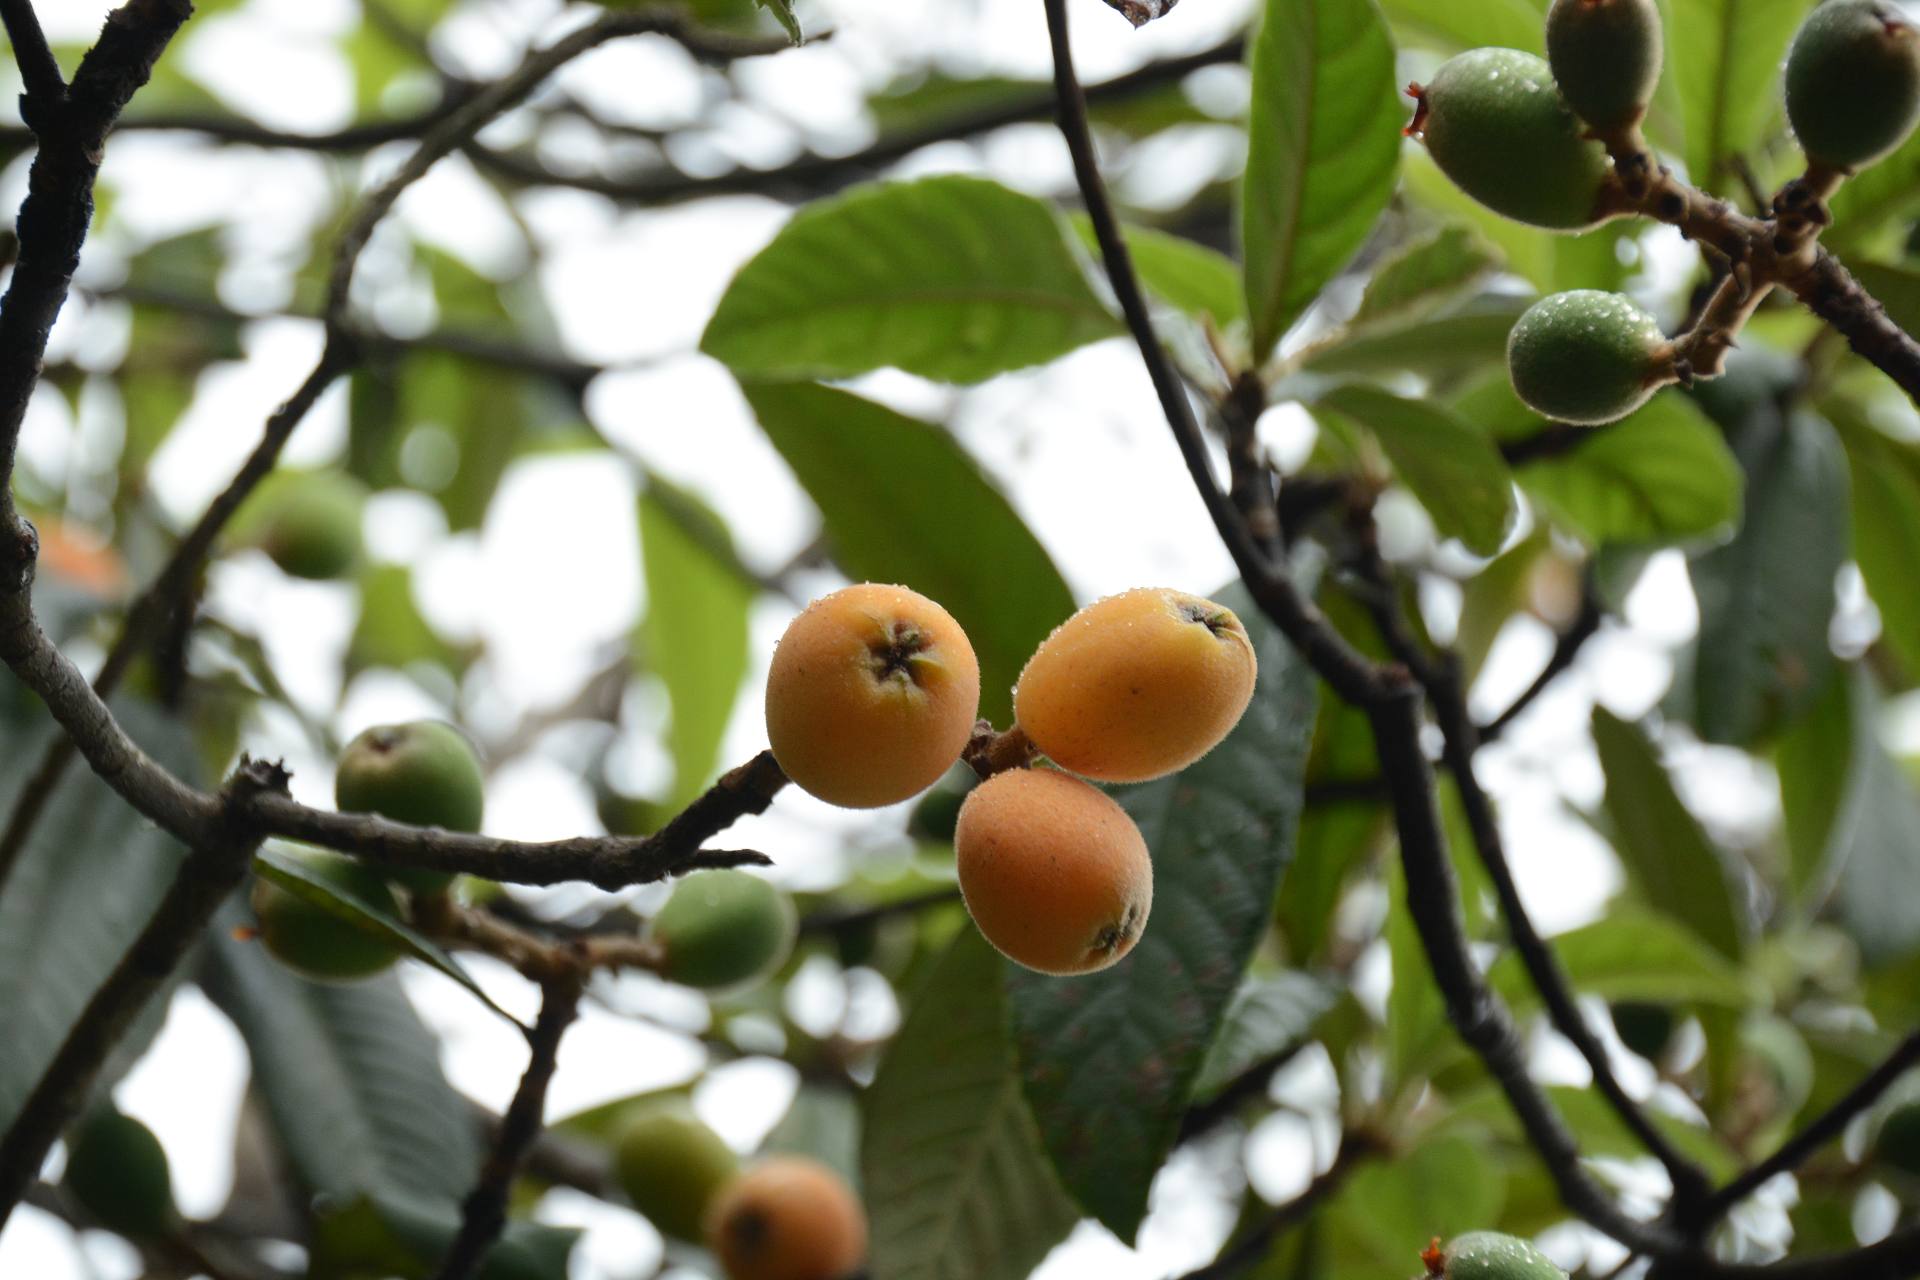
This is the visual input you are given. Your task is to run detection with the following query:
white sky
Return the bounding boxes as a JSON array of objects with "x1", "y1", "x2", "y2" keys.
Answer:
[{"x1": 6, "y1": 0, "x2": 1918, "y2": 1277}]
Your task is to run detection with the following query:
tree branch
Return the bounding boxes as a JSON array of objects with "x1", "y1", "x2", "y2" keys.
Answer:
[
  {"x1": 1701, "y1": 1030, "x2": 1920, "y2": 1227},
  {"x1": 1041, "y1": 0, "x2": 1683, "y2": 1259},
  {"x1": 430, "y1": 977, "x2": 582, "y2": 1280},
  {"x1": 0, "y1": 759, "x2": 287, "y2": 1231},
  {"x1": 1173, "y1": 1135, "x2": 1375, "y2": 1280},
  {"x1": 0, "y1": 0, "x2": 66, "y2": 108},
  {"x1": 0, "y1": 0, "x2": 194, "y2": 561}
]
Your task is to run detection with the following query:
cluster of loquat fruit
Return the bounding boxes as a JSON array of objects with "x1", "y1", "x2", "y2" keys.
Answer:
[
  {"x1": 764, "y1": 581, "x2": 1258, "y2": 977},
  {"x1": 1409, "y1": 0, "x2": 1920, "y2": 426}
]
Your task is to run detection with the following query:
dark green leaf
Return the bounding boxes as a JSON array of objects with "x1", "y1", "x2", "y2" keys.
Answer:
[
  {"x1": 764, "y1": 1084, "x2": 861, "y2": 1188},
  {"x1": 0, "y1": 702, "x2": 197, "y2": 1128},
  {"x1": 1314, "y1": 384, "x2": 1517, "y2": 555},
  {"x1": 639, "y1": 480, "x2": 755, "y2": 807},
  {"x1": 741, "y1": 381, "x2": 1074, "y2": 725},
  {"x1": 702, "y1": 176, "x2": 1122, "y2": 383},
  {"x1": 1241, "y1": 0, "x2": 1402, "y2": 355},
  {"x1": 1820, "y1": 672, "x2": 1920, "y2": 966},
  {"x1": 1777, "y1": 668, "x2": 1855, "y2": 904},
  {"x1": 865, "y1": 930, "x2": 1079, "y2": 1280},
  {"x1": 1688, "y1": 411, "x2": 1847, "y2": 746},
  {"x1": 1295, "y1": 297, "x2": 1527, "y2": 379},
  {"x1": 1591, "y1": 707, "x2": 1745, "y2": 959},
  {"x1": 201, "y1": 922, "x2": 481, "y2": 1208},
  {"x1": 1008, "y1": 581, "x2": 1317, "y2": 1240},
  {"x1": 1827, "y1": 135, "x2": 1920, "y2": 253}
]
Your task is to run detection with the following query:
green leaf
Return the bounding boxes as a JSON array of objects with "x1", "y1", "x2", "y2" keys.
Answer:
[
  {"x1": 1487, "y1": 912, "x2": 1750, "y2": 1010},
  {"x1": 639, "y1": 480, "x2": 755, "y2": 807},
  {"x1": 1847, "y1": 261, "x2": 1920, "y2": 335},
  {"x1": 201, "y1": 923, "x2": 481, "y2": 1208},
  {"x1": 311, "y1": 1193, "x2": 578, "y2": 1280},
  {"x1": 1313, "y1": 384, "x2": 1517, "y2": 555},
  {"x1": 1688, "y1": 411, "x2": 1848, "y2": 746},
  {"x1": 349, "y1": 563, "x2": 464, "y2": 676},
  {"x1": 1453, "y1": 378, "x2": 1743, "y2": 547},
  {"x1": 1446, "y1": 1083, "x2": 1737, "y2": 1179},
  {"x1": 251, "y1": 845, "x2": 518, "y2": 1023},
  {"x1": 864, "y1": 930, "x2": 1079, "y2": 1280},
  {"x1": 1241, "y1": 0, "x2": 1402, "y2": 356},
  {"x1": 1591, "y1": 707, "x2": 1745, "y2": 959},
  {"x1": 1829, "y1": 136, "x2": 1920, "y2": 253},
  {"x1": 1008, "y1": 581, "x2": 1317, "y2": 1240},
  {"x1": 1351, "y1": 226, "x2": 1499, "y2": 330},
  {"x1": 1328, "y1": 1136, "x2": 1503, "y2": 1271},
  {"x1": 1380, "y1": 0, "x2": 1543, "y2": 52},
  {"x1": 1830, "y1": 394, "x2": 1920, "y2": 679},
  {"x1": 1667, "y1": 0, "x2": 1805, "y2": 195},
  {"x1": 1070, "y1": 215, "x2": 1245, "y2": 329},
  {"x1": 754, "y1": 0, "x2": 801, "y2": 42},
  {"x1": 1385, "y1": 854, "x2": 1452, "y2": 1084},
  {"x1": 1193, "y1": 972, "x2": 1341, "y2": 1100},
  {"x1": 0, "y1": 702, "x2": 197, "y2": 1128},
  {"x1": 1776, "y1": 669, "x2": 1855, "y2": 904},
  {"x1": 741, "y1": 381, "x2": 1074, "y2": 725},
  {"x1": 1295, "y1": 296, "x2": 1528, "y2": 379},
  {"x1": 702, "y1": 176, "x2": 1122, "y2": 383}
]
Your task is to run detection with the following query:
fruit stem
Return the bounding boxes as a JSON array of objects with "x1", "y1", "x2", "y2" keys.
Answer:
[{"x1": 962, "y1": 721, "x2": 1037, "y2": 779}]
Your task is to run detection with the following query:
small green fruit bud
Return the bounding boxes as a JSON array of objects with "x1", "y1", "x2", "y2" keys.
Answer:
[
  {"x1": 336, "y1": 721, "x2": 485, "y2": 896},
  {"x1": 1408, "y1": 48, "x2": 1613, "y2": 230},
  {"x1": 63, "y1": 1108, "x2": 176, "y2": 1239},
  {"x1": 1609, "y1": 1000, "x2": 1676, "y2": 1061},
  {"x1": 236, "y1": 470, "x2": 367, "y2": 581},
  {"x1": 1785, "y1": 0, "x2": 1920, "y2": 170},
  {"x1": 1546, "y1": 0, "x2": 1664, "y2": 130},
  {"x1": 1428, "y1": 1232, "x2": 1569, "y2": 1280},
  {"x1": 1507, "y1": 290, "x2": 1671, "y2": 425},
  {"x1": 650, "y1": 869, "x2": 797, "y2": 991},
  {"x1": 1876, "y1": 1100, "x2": 1920, "y2": 1177},
  {"x1": 251, "y1": 847, "x2": 403, "y2": 982},
  {"x1": 612, "y1": 1098, "x2": 739, "y2": 1241}
]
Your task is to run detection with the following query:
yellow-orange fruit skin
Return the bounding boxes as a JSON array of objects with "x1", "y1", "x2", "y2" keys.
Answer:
[
  {"x1": 954, "y1": 768, "x2": 1153, "y2": 976},
  {"x1": 706, "y1": 1156, "x2": 867, "y2": 1280},
  {"x1": 1014, "y1": 588, "x2": 1256, "y2": 783},
  {"x1": 765, "y1": 584, "x2": 980, "y2": 809}
]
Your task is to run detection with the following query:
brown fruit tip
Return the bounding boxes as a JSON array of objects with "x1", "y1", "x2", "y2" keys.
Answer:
[
  {"x1": 1404, "y1": 83, "x2": 1430, "y2": 137},
  {"x1": 231, "y1": 925, "x2": 261, "y2": 943},
  {"x1": 1422, "y1": 1238, "x2": 1447, "y2": 1277}
]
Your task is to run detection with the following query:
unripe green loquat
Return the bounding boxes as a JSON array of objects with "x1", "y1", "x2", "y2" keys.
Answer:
[
  {"x1": 1407, "y1": 48, "x2": 1613, "y2": 231},
  {"x1": 613, "y1": 1098, "x2": 740, "y2": 1242},
  {"x1": 235, "y1": 470, "x2": 368, "y2": 581},
  {"x1": 62, "y1": 1108, "x2": 176, "y2": 1239},
  {"x1": 335, "y1": 720, "x2": 486, "y2": 896},
  {"x1": 250, "y1": 847, "x2": 403, "y2": 982},
  {"x1": 1422, "y1": 1231, "x2": 1569, "y2": 1280},
  {"x1": 1546, "y1": 0, "x2": 1664, "y2": 130},
  {"x1": 1014, "y1": 588, "x2": 1256, "y2": 784},
  {"x1": 1785, "y1": 0, "x2": 1920, "y2": 171},
  {"x1": 649, "y1": 869, "x2": 798, "y2": 991},
  {"x1": 1507, "y1": 290, "x2": 1672, "y2": 426}
]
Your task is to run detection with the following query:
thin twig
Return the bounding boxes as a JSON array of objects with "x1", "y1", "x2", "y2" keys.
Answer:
[
  {"x1": 430, "y1": 977, "x2": 583, "y2": 1280},
  {"x1": 1701, "y1": 1030, "x2": 1920, "y2": 1225},
  {"x1": 1172, "y1": 1136, "x2": 1375, "y2": 1280}
]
